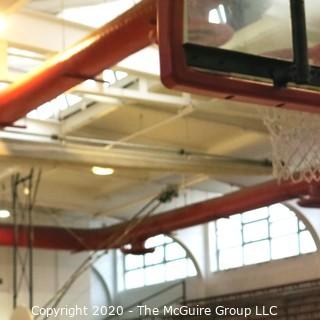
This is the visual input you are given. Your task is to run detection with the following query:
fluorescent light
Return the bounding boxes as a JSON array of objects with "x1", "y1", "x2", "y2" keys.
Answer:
[
  {"x1": 24, "y1": 187, "x2": 30, "y2": 196},
  {"x1": 0, "y1": 210, "x2": 10, "y2": 219},
  {"x1": 91, "y1": 166, "x2": 114, "y2": 176}
]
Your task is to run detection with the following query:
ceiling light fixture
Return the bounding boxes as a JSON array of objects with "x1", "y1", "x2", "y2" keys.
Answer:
[
  {"x1": 0, "y1": 209, "x2": 10, "y2": 219},
  {"x1": 0, "y1": 14, "x2": 7, "y2": 33},
  {"x1": 24, "y1": 187, "x2": 30, "y2": 196},
  {"x1": 91, "y1": 166, "x2": 114, "y2": 176}
]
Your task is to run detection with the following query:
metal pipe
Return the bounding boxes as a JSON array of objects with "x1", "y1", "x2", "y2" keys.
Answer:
[
  {"x1": 290, "y1": 0, "x2": 309, "y2": 83},
  {"x1": 0, "y1": 179, "x2": 312, "y2": 251},
  {"x1": 11, "y1": 174, "x2": 17, "y2": 308},
  {"x1": 27, "y1": 169, "x2": 34, "y2": 310},
  {"x1": 0, "y1": 0, "x2": 157, "y2": 124}
]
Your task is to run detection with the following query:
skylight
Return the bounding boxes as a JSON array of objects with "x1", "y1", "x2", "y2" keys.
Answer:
[
  {"x1": 27, "y1": 94, "x2": 82, "y2": 120},
  {"x1": 7, "y1": 47, "x2": 44, "y2": 73},
  {"x1": 8, "y1": 47, "x2": 44, "y2": 60},
  {"x1": 102, "y1": 69, "x2": 128, "y2": 86}
]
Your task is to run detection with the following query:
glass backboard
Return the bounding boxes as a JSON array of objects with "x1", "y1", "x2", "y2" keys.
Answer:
[{"x1": 158, "y1": 0, "x2": 320, "y2": 113}]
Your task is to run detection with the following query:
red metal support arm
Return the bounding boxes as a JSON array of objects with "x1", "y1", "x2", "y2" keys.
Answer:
[
  {"x1": 0, "y1": 179, "x2": 311, "y2": 251},
  {"x1": 0, "y1": 0, "x2": 157, "y2": 124}
]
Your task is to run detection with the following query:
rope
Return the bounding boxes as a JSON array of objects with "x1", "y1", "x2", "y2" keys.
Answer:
[{"x1": 37, "y1": 186, "x2": 178, "y2": 320}]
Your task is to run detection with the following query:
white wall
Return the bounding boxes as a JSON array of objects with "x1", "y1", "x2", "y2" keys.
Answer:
[
  {"x1": 186, "y1": 251, "x2": 320, "y2": 299},
  {"x1": 0, "y1": 247, "x2": 91, "y2": 320}
]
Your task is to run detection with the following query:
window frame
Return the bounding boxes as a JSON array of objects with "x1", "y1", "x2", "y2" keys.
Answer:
[
  {"x1": 123, "y1": 235, "x2": 198, "y2": 290},
  {"x1": 211, "y1": 203, "x2": 319, "y2": 272}
]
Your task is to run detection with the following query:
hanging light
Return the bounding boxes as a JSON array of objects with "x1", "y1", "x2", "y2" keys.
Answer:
[
  {"x1": 91, "y1": 166, "x2": 114, "y2": 176},
  {"x1": 23, "y1": 187, "x2": 30, "y2": 195},
  {"x1": 0, "y1": 209, "x2": 10, "y2": 219}
]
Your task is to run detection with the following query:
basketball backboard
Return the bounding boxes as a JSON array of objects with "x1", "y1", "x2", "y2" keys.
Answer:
[{"x1": 158, "y1": 0, "x2": 320, "y2": 114}]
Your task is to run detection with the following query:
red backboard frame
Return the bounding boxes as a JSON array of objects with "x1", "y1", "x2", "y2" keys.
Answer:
[{"x1": 158, "y1": 0, "x2": 320, "y2": 114}]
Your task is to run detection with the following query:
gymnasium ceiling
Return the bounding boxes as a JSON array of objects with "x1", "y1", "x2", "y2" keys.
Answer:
[{"x1": 0, "y1": 0, "x2": 294, "y2": 224}]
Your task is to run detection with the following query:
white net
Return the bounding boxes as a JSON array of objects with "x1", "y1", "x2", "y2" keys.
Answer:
[{"x1": 260, "y1": 107, "x2": 320, "y2": 183}]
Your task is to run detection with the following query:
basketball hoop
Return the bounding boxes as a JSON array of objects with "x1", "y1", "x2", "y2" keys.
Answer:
[{"x1": 260, "y1": 107, "x2": 320, "y2": 183}]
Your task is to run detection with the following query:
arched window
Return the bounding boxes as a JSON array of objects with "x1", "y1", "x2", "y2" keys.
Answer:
[
  {"x1": 123, "y1": 235, "x2": 197, "y2": 289},
  {"x1": 210, "y1": 204, "x2": 318, "y2": 271}
]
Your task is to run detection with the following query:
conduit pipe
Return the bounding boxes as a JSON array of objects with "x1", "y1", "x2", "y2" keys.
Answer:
[
  {"x1": 0, "y1": 179, "x2": 312, "y2": 251},
  {"x1": 0, "y1": 0, "x2": 157, "y2": 124}
]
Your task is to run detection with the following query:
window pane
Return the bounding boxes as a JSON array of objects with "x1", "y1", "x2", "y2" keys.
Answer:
[
  {"x1": 244, "y1": 240, "x2": 270, "y2": 265},
  {"x1": 187, "y1": 259, "x2": 197, "y2": 277},
  {"x1": 145, "y1": 264, "x2": 165, "y2": 286},
  {"x1": 145, "y1": 235, "x2": 165, "y2": 249},
  {"x1": 165, "y1": 260, "x2": 187, "y2": 281},
  {"x1": 125, "y1": 269, "x2": 144, "y2": 289},
  {"x1": 299, "y1": 220, "x2": 306, "y2": 230},
  {"x1": 300, "y1": 231, "x2": 317, "y2": 254},
  {"x1": 270, "y1": 218, "x2": 298, "y2": 238},
  {"x1": 209, "y1": 222, "x2": 218, "y2": 271},
  {"x1": 165, "y1": 242, "x2": 186, "y2": 261},
  {"x1": 269, "y1": 204, "x2": 295, "y2": 221},
  {"x1": 164, "y1": 235, "x2": 173, "y2": 244},
  {"x1": 271, "y1": 234, "x2": 299, "y2": 260},
  {"x1": 217, "y1": 216, "x2": 241, "y2": 231},
  {"x1": 212, "y1": 205, "x2": 317, "y2": 273},
  {"x1": 217, "y1": 230, "x2": 242, "y2": 249},
  {"x1": 125, "y1": 254, "x2": 143, "y2": 271},
  {"x1": 230, "y1": 214, "x2": 242, "y2": 225},
  {"x1": 219, "y1": 247, "x2": 243, "y2": 270},
  {"x1": 242, "y1": 207, "x2": 268, "y2": 223},
  {"x1": 243, "y1": 219, "x2": 268, "y2": 243},
  {"x1": 145, "y1": 246, "x2": 164, "y2": 266}
]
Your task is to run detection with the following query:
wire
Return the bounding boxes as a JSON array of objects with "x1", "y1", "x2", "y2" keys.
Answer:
[
  {"x1": 37, "y1": 187, "x2": 177, "y2": 320},
  {"x1": 39, "y1": 202, "x2": 161, "y2": 320}
]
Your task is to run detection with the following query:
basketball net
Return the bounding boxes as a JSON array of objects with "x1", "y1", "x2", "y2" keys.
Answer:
[{"x1": 260, "y1": 107, "x2": 320, "y2": 183}]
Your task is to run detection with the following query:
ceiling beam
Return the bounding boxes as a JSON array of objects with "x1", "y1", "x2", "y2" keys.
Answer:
[
  {"x1": 60, "y1": 101, "x2": 120, "y2": 135},
  {"x1": 93, "y1": 174, "x2": 211, "y2": 218},
  {"x1": 6, "y1": 9, "x2": 91, "y2": 53},
  {"x1": 75, "y1": 86, "x2": 190, "y2": 108},
  {"x1": 0, "y1": 131, "x2": 272, "y2": 176}
]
